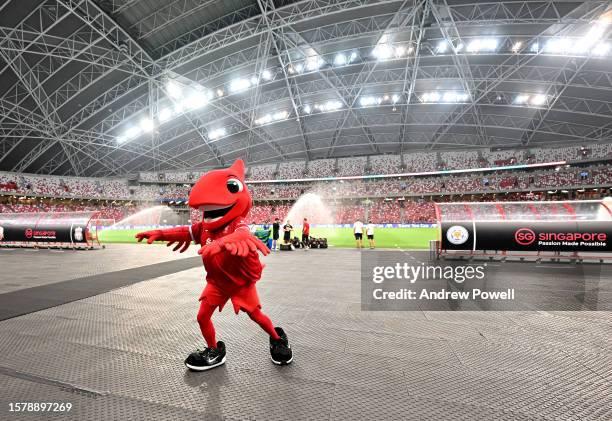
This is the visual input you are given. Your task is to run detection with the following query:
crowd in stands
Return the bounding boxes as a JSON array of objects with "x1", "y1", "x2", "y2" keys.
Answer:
[
  {"x1": 337, "y1": 157, "x2": 367, "y2": 176},
  {"x1": 126, "y1": 143, "x2": 612, "y2": 185},
  {"x1": 402, "y1": 152, "x2": 438, "y2": 172},
  {"x1": 241, "y1": 200, "x2": 435, "y2": 224},
  {"x1": 369, "y1": 154, "x2": 402, "y2": 174},
  {"x1": 0, "y1": 201, "x2": 136, "y2": 221},
  {"x1": 248, "y1": 163, "x2": 277, "y2": 180},
  {"x1": 2, "y1": 162, "x2": 609, "y2": 205},
  {"x1": 306, "y1": 159, "x2": 335, "y2": 177},
  {"x1": 440, "y1": 150, "x2": 480, "y2": 170},
  {"x1": 277, "y1": 161, "x2": 306, "y2": 179},
  {"x1": 0, "y1": 172, "x2": 130, "y2": 199},
  {"x1": 140, "y1": 171, "x2": 201, "y2": 183}
]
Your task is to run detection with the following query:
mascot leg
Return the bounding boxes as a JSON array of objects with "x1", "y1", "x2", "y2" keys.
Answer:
[
  {"x1": 246, "y1": 307, "x2": 279, "y2": 339},
  {"x1": 197, "y1": 301, "x2": 218, "y2": 348},
  {"x1": 246, "y1": 308, "x2": 293, "y2": 366},
  {"x1": 184, "y1": 300, "x2": 227, "y2": 371}
]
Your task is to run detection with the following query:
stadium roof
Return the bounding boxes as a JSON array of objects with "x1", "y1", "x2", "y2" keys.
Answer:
[{"x1": 0, "y1": 0, "x2": 611, "y2": 177}]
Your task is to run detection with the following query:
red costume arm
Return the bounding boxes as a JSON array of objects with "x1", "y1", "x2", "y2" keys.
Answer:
[
  {"x1": 135, "y1": 226, "x2": 194, "y2": 253},
  {"x1": 198, "y1": 228, "x2": 269, "y2": 258}
]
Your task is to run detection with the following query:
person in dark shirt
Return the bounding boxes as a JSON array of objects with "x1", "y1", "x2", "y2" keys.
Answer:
[
  {"x1": 272, "y1": 218, "x2": 280, "y2": 251},
  {"x1": 283, "y1": 220, "x2": 293, "y2": 244}
]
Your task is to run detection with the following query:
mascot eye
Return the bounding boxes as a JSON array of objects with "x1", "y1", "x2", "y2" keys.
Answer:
[{"x1": 226, "y1": 178, "x2": 243, "y2": 193}]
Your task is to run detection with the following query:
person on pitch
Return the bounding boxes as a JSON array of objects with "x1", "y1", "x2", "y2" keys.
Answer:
[
  {"x1": 272, "y1": 217, "x2": 280, "y2": 251},
  {"x1": 366, "y1": 220, "x2": 375, "y2": 249},
  {"x1": 301, "y1": 217, "x2": 310, "y2": 249},
  {"x1": 136, "y1": 159, "x2": 293, "y2": 371},
  {"x1": 353, "y1": 218, "x2": 364, "y2": 248},
  {"x1": 283, "y1": 220, "x2": 293, "y2": 245}
]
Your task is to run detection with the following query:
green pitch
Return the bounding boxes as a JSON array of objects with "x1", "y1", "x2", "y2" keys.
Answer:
[{"x1": 97, "y1": 227, "x2": 438, "y2": 250}]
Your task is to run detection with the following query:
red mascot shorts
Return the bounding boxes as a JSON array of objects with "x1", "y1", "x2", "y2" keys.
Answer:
[{"x1": 199, "y1": 281, "x2": 261, "y2": 314}]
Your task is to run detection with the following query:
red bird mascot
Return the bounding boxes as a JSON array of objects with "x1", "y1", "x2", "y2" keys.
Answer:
[{"x1": 136, "y1": 159, "x2": 292, "y2": 370}]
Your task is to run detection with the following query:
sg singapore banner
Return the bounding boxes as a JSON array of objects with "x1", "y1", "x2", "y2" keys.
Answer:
[
  {"x1": 0, "y1": 221, "x2": 88, "y2": 244},
  {"x1": 442, "y1": 221, "x2": 612, "y2": 252}
]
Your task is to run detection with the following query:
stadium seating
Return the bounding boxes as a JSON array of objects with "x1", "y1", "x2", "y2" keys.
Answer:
[
  {"x1": 440, "y1": 150, "x2": 480, "y2": 170},
  {"x1": 337, "y1": 157, "x2": 367, "y2": 176},
  {"x1": 306, "y1": 159, "x2": 335, "y2": 176},
  {"x1": 277, "y1": 161, "x2": 306, "y2": 179},
  {"x1": 369, "y1": 154, "x2": 402, "y2": 174},
  {"x1": 248, "y1": 163, "x2": 277, "y2": 180}
]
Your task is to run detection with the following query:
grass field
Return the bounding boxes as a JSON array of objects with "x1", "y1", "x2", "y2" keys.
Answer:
[{"x1": 97, "y1": 227, "x2": 438, "y2": 249}]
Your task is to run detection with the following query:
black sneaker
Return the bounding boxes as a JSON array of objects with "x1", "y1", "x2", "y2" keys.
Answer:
[
  {"x1": 270, "y1": 327, "x2": 293, "y2": 365},
  {"x1": 184, "y1": 341, "x2": 226, "y2": 371}
]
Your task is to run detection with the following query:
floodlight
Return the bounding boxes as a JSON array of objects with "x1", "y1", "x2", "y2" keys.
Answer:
[
  {"x1": 158, "y1": 107, "x2": 173, "y2": 123},
  {"x1": 139, "y1": 118, "x2": 154, "y2": 132},
  {"x1": 124, "y1": 126, "x2": 141, "y2": 139},
  {"x1": 530, "y1": 94, "x2": 547, "y2": 106},
  {"x1": 372, "y1": 44, "x2": 393, "y2": 60},
  {"x1": 166, "y1": 80, "x2": 182, "y2": 99},
  {"x1": 209, "y1": 128, "x2": 226, "y2": 140},
  {"x1": 334, "y1": 53, "x2": 347, "y2": 66},
  {"x1": 592, "y1": 42, "x2": 610, "y2": 55},
  {"x1": 229, "y1": 78, "x2": 251, "y2": 93}
]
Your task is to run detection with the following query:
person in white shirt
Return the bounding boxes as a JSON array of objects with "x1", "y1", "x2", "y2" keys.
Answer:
[
  {"x1": 353, "y1": 219, "x2": 364, "y2": 248},
  {"x1": 366, "y1": 221, "x2": 375, "y2": 249}
]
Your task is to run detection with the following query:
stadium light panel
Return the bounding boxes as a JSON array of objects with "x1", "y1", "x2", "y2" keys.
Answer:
[
  {"x1": 166, "y1": 80, "x2": 182, "y2": 99},
  {"x1": 208, "y1": 128, "x2": 226, "y2": 140},
  {"x1": 250, "y1": 76, "x2": 259, "y2": 86},
  {"x1": 592, "y1": 42, "x2": 610, "y2": 55},
  {"x1": 421, "y1": 92, "x2": 440, "y2": 103},
  {"x1": 261, "y1": 70, "x2": 272, "y2": 80},
  {"x1": 512, "y1": 41, "x2": 522, "y2": 52},
  {"x1": 359, "y1": 96, "x2": 377, "y2": 107},
  {"x1": 325, "y1": 100, "x2": 342, "y2": 111},
  {"x1": 544, "y1": 38, "x2": 572, "y2": 54},
  {"x1": 391, "y1": 94, "x2": 399, "y2": 103},
  {"x1": 305, "y1": 56, "x2": 324, "y2": 71},
  {"x1": 372, "y1": 44, "x2": 393, "y2": 60},
  {"x1": 124, "y1": 126, "x2": 142, "y2": 139},
  {"x1": 349, "y1": 51, "x2": 358, "y2": 62},
  {"x1": 217, "y1": 89, "x2": 224, "y2": 97},
  {"x1": 255, "y1": 114, "x2": 272, "y2": 125},
  {"x1": 273, "y1": 110, "x2": 289, "y2": 120},
  {"x1": 183, "y1": 91, "x2": 209, "y2": 109},
  {"x1": 303, "y1": 105, "x2": 312, "y2": 114},
  {"x1": 229, "y1": 78, "x2": 251, "y2": 93},
  {"x1": 394, "y1": 46, "x2": 406, "y2": 57},
  {"x1": 254, "y1": 110, "x2": 289, "y2": 125},
  {"x1": 139, "y1": 118, "x2": 154, "y2": 132},
  {"x1": 436, "y1": 41, "x2": 448, "y2": 53},
  {"x1": 466, "y1": 38, "x2": 498, "y2": 53},
  {"x1": 334, "y1": 53, "x2": 347, "y2": 66},
  {"x1": 158, "y1": 107, "x2": 173, "y2": 123},
  {"x1": 173, "y1": 101, "x2": 184, "y2": 114},
  {"x1": 530, "y1": 94, "x2": 547, "y2": 106},
  {"x1": 514, "y1": 94, "x2": 530, "y2": 104},
  {"x1": 586, "y1": 22, "x2": 607, "y2": 41},
  {"x1": 530, "y1": 42, "x2": 539, "y2": 52}
]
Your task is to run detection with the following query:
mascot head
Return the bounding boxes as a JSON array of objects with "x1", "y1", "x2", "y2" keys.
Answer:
[{"x1": 188, "y1": 159, "x2": 252, "y2": 231}]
